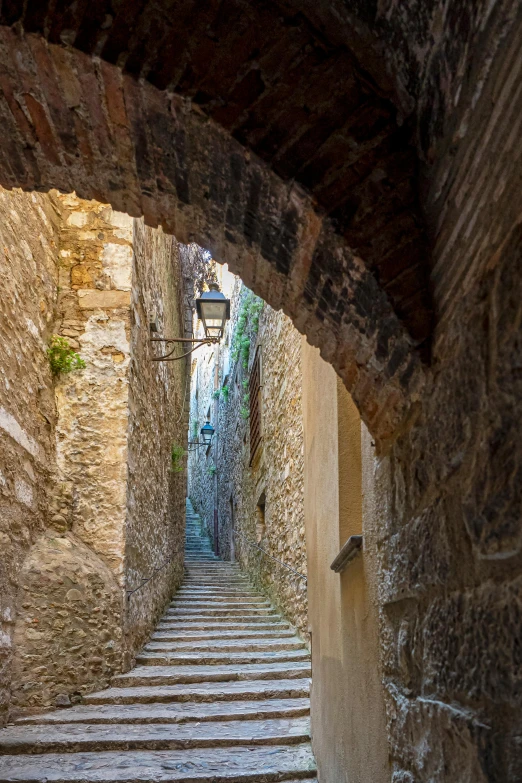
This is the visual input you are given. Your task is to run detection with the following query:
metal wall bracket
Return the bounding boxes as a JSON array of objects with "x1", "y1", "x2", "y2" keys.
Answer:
[{"x1": 330, "y1": 535, "x2": 363, "y2": 573}]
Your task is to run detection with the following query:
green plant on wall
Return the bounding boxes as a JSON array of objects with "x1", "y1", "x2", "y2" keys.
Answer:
[
  {"x1": 212, "y1": 389, "x2": 221, "y2": 400},
  {"x1": 231, "y1": 290, "x2": 263, "y2": 370},
  {"x1": 171, "y1": 443, "x2": 187, "y2": 473},
  {"x1": 240, "y1": 390, "x2": 250, "y2": 419},
  {"x1": 221, "y1": 384, "x2": 229, "y2": 403},
  {"x1": 207, "y1": 463, "x2": 217, "y2": 477},
  {"x1": 47, "y1": 335, "x2": 86, "y2": 376}
]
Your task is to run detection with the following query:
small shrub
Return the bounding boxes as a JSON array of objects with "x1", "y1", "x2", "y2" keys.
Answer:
[
  {"x1": 221, "y1": 384, "x2": 229, "y2": 403},
  {"x1": 47, "y1": 335, "x2": 85, "y2": 376},
  {"x1": 240, "y1": 390, "x2": 250, "y2": 419},
  {"x1": 171, "y1": 443, "x2": 187, "y2": 473}
]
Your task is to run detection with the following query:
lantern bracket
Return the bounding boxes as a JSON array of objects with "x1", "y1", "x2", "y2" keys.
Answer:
[{"x1": 150, "y1": 336, "x2": 220, "y2": 362}]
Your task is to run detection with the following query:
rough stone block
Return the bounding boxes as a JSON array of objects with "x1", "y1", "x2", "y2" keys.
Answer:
[{"x1": 77, "y1": 290, "x2": 131, "y2": 309}]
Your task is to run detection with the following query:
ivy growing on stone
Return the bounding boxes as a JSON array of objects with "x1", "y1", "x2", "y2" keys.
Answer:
[
  {"x1": 221, "y1": 384, "x2": 229, "y2": 403},
  {"x1": 171, "y1": 443, "x2": 187, "y2": 473},
  {"x1": 47, "y1": 335, "x2": 86, "y2": 376},
  {"x1": 240, "y1": 391, "x2": 250, "y2": 419},
  {"x1": 231, "y1": 290, "x2": 263, "y2": 370}
]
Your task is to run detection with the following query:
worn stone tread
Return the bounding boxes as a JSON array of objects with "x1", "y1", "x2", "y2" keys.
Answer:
[
  {"x1": 159, "y1": 616, "x2": 284, "y2": 625},
  {"x1": 16, "y1": 699, "x2": 311, "y2": 726},
  {"x1": 83, "y1": 679, "x2": 311, "y2": 704},
  {"x1": 0, "y1": 744, "x2": 317, "y2": 780},
  {"x1": 151, "y1": 630, "x2": 296, "y2": 642},
  {"x1": 145, "y1": 638, "x2": 305, "y2": 652},
  {"x1": 0, "y1": 718, "x2": 311, "y2": 754},
  {"x1": 136, "y1": 650, "x2": 310, "y2": 666},
  {"x1": 112, "y1": 662, "x2": 311, "y2": 686},
  {"x1": 156, "y1": 624, "x2": 291, "y2": 633},
  {"x1": 168, "y1": 601, "x2": 271, "y2": 608},
  {"x1": 166, "y1": 609, "x2": 278, "y2": 618}
]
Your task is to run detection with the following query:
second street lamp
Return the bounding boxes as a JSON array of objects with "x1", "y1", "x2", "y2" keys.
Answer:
[{"x1": 200, "y1": 421, "x2": 215, "y2": 446}]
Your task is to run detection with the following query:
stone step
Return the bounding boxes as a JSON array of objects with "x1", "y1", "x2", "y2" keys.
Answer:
[
  {"x1": 177, "y1": 582, "x2": 252, "y2": 587},
  {"x1": 172, "y1": 594, "x2": 265, "y2": 602},
  {"x1": 174, "y1": 588, "x2": 260, "y2": 595},
  {"x1": 182, "y1": 575, "x2": 247, "y2": 581},
  {"x1": 112, "y1": 661, "x2": 311, "y2": 687},
  {"x1": 170, "y1": 603, "x2": 272, "y2": 611},
  {"x1": 0, "y1": 717, "x2": 311, "y2": 754},
  {"x1": 183, "y1": 567, "x2": 242, "y2": 572},
  {"x1": 184, "y1": 551, "x2": 214, "y2": 555},
  {"x1": 151, "y1": 629, "x2": 297, "y2": 642},
  {"x1": 184, "y1": 548, "x2": 214, "y2": 553},
  {"x1": 17, "y1": 699, "x2": 311, "y2": 726},
  {"x1": 159, "y1": 615, "x2": 283, "y2": 624},
  {"x1": 145, "y1": 637, "x2": 305, "y2": 653},
  {"x1": 156, "y1": 622, "x2": 291, "y2": 632},
  {"x1": 83, "y1": 678, "x2": 311, "y2": 704},
  {"x1": 170, "y1": 599, "x2": 271, "y2": 608},
  {"x1": 0, "y1": 745, "x2": 317, "y2": 781},
  {"x1": 184, "y1": 557, "x2": 221, "y2": 561},
  {"x1": 166, "y1": 608, "x2": 278, "y2": 617},
  {"x1": 136, "y1": 650, "x2": 310, "y2": 666}
]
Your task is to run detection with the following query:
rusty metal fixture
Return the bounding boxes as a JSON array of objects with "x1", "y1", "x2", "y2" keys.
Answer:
[
  {"x1": 150, "y1": 335, "x2": 219, "y2": 362},
  {"x1": 330, "y1": 535, "x2": 363, "y2": 573}
]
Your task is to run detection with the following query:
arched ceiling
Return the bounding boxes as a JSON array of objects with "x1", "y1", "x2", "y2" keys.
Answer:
[{"x1": 0, "y1": 0, "x2": 433, "y2": 352}]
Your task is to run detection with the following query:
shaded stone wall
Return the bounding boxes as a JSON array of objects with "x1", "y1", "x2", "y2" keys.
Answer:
[
  {"x1": 125, "y1": 224, "x2": 188, "y2": 657},
  {"x1": 1, "y1": 190, "x2": 188, "y2": 721},
  {"x1": 375, "y1": 220, "x2": 522, "y2": 781},
  {"x1": 0, "y1": 188, "x2": 60, "y2": 724},
  {"x1": 188, "y1": 279, "x2": 308, "y2": 639}
]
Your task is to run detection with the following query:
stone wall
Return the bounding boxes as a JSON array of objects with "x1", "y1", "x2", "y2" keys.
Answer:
[
  {"x1": 0, "y1": 188, "x2": 60, "y2": 724},
  {"x1": 1, "y1": 189, "x2": 188, "y2": 721},
  {"x1": 125, "y1": 222, "x2": 188, "y2": 657},
  {"x1": 374, "y1": 216, "x2": 522, "y2": 781},
  {"x1": 188, "y1": 278, "x2": 308, "y2": 639},
  {"x1": 11, "y1": 195, "x2": 135, "y2": 713}
]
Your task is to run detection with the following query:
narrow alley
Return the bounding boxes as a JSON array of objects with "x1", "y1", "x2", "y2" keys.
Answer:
[
  {"x1": 0, "y1": 3, "x2": 521, "y2": 782},
  {"x1": 0, "y1": 503, "x2": 315, "y2": 780}
]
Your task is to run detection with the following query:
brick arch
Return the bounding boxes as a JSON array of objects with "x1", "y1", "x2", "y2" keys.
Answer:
[{"x1": 0, "y1": 27, "x2": 425, "y2": 449}]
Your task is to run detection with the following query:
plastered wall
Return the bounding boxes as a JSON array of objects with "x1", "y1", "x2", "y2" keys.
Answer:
[{"x1": 302, "y1": 339, "x2": 389, "y2": 783}]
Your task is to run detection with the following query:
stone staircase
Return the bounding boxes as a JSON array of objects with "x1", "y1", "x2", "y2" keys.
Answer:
[{"x1": 0, "y1": 500, "x2": 316, "y2": 781}]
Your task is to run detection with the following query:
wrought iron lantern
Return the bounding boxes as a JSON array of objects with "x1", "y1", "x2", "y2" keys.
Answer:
[
  {"x1": 150, "y1": 282, "x2": 230, "y2": 362},
  {"x1": 196, "y1": 283, "x2": 231, "y2": 340},
  {"x1": 200, "y1": 420, "x2": 215, "y2": 446}
]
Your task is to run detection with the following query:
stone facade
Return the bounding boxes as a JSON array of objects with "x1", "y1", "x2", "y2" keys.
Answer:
[
  {"x1": 125, "y1": 220, "x2": 188, "y2": 657},
  {"x1": 0, "y1": 188, "x2": 188, "y2": 722},
  {"x1": 188, "y1": 277, "x2": 308, "y2": 639},
  {"x1": 0, "y1": 188, "x2": 61, "y2": 724}
]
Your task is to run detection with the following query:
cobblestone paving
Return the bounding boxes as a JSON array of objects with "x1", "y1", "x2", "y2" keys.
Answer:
[{"x1": 0, "y1": 501, "x2": 316, "y2": 781}]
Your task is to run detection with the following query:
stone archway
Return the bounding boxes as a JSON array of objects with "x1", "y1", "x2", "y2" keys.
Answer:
[{"x1": 0, "y1": 26, "x2": 426, "y2": 449}]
